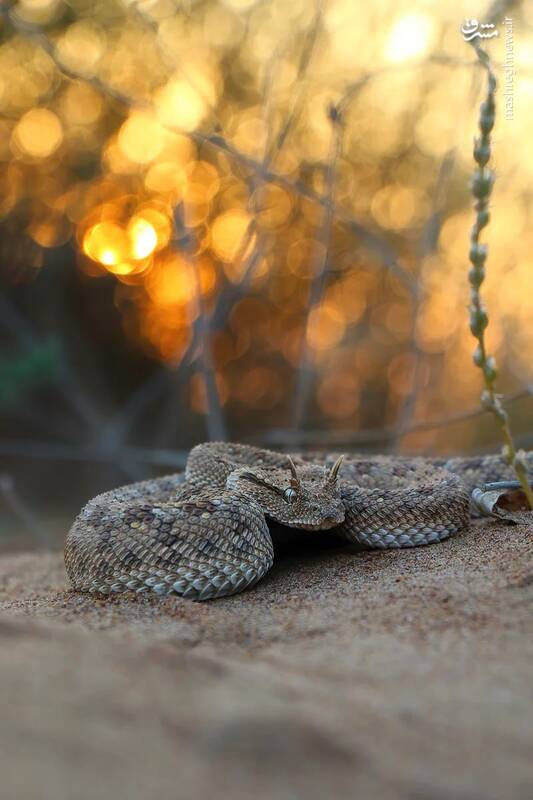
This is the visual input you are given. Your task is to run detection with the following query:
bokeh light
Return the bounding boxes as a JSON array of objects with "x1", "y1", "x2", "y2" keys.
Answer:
[
  {"x1": 210, "y1": 209, "x2": 254, "y2": 271},
  {"x1": 12, "y1": 108, "x2": 63, "y2": 159},
  {"x1": 385, "y1": 13, "x2": 434, "y2": 63},
  {"x1": 118, "y1": 112, "x2": 166, "y2": 165},
  {"x1": 128, "y1": 217, "x2": 158, "y2": 259},
  {"x1": 1, "y1": 0, "x2": 533, "y2": 453}
]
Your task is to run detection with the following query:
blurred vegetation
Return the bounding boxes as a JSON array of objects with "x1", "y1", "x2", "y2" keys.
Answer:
[
  {"x1": 0, "y1": 0, "x2": 532, "y2": 532},
  {"x1": 0, "y1": 338, "x2": 62, "y2": 406}
]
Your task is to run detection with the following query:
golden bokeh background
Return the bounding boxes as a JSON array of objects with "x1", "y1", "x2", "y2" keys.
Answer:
[{"x1": 1, "y1": 0, "x2": 532, "y2": 528}]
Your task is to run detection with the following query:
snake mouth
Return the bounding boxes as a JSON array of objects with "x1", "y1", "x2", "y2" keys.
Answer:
[{"x1": 293, "y1": 517, "x2": 344, "y2": 531}]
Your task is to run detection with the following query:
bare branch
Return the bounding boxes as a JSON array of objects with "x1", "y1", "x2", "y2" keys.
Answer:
[
  {"x1": 0, "y1": 439, "x2": 187, "y2": 468},
  {"x1": 292, "y1": 104, "x2": 343, "y2": 429},
  {"x1": 263, "y1": 386, "x2": 533, "y2": 448},
  {"x1": 391, "y1": 149, "x2": 457, "y2": 451},
  {"x1": 174, "y1": 203, "x2": 227, "y2": 441}
]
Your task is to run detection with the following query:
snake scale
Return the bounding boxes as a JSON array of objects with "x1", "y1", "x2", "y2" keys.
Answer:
[{"x1": 65, "y1": 442, "x2": 532, "y2": 601}]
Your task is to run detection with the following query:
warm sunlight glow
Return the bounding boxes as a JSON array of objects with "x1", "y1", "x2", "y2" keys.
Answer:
[
  {"x1": 84, "y1": 222, "x2": 129, "y2": 267},
  {"x1": 155, "y1": 78, "x2": 207, "y2": 132},
  {"x1": 118, "y1": 112, "x2": 165, "y2": 164},
  {"x1": 147, "y1": 254, "x2": 195, "y2": 306},
  {"x1": 385, "y1": 14, "x2": 434, "y2": 63},
  {"x1": 128, "y1": 217, "x2": 158, "y2": 259},
  {"x1": 210, "y1": 209, "x2": 254, "y2": 267},
  {"x1": 5, "y1": 0, "x2": 533, "y2": 443},
  {"x1": 134, "y1": 207, "x2": 172, "y2": 251}
]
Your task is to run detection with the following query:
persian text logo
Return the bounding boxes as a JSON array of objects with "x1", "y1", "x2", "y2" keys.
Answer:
[
  {"x1": 503, "y1": 17, "x2": 514, "y2": 120},
  {"x1": 461, "y1": 19, "x2": 499, "y2": 42}
]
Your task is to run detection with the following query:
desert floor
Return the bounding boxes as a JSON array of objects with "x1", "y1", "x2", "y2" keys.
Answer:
[{"x1": 0, "y1": 519, "x2": 532, "y2": 800}]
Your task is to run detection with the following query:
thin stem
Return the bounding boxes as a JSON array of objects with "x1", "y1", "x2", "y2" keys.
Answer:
[
  {"x1": 292, "y1": 104, "x2": 343, "y2": 429},
  {"x1": 467, "y1": 45, "x2": 533, "y2": 508}
]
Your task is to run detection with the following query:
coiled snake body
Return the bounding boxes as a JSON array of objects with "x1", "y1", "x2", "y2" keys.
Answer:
[{"x1": 65, "y1": 442, "x2": 531, "y2": 601}]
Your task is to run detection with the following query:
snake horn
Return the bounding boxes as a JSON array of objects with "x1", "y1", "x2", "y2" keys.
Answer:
[
  {"x1": 327, "y1": 454, "x2": 345, "y2": 483},
  {"x1": 287, "y1": 455, "x2": 300, "y2": 488}
]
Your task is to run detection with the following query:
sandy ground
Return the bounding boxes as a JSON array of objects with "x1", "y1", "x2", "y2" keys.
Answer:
[{"x1": 0, "y1": 519, "x2": 532, "y2": 800}]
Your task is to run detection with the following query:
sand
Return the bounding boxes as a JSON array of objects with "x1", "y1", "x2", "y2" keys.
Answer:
[{"x1": 0, "y1": 519, "x2": 532, "y2": 800}]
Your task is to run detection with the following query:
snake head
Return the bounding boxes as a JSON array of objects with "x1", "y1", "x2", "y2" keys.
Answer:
[{"x1": 226, "y1": 456, "x2": 346, "y2": 530}]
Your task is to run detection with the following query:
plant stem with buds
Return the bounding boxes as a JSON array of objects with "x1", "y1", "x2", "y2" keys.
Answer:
[{"x1": 468, "y1": 46, "x2": 533, "y2": 508}]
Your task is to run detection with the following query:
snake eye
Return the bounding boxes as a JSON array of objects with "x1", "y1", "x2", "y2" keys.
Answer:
[{"x1": 283, "y1": 487, "x2": 297, "y2": 504}]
